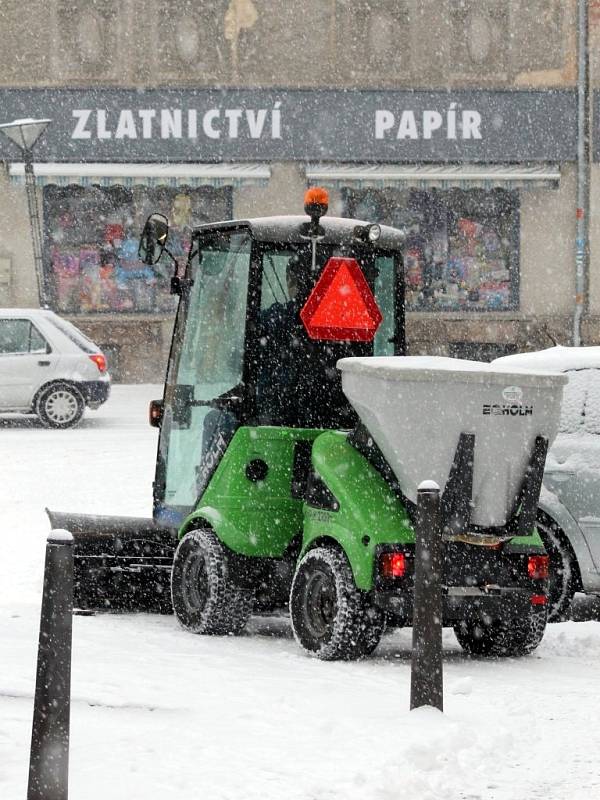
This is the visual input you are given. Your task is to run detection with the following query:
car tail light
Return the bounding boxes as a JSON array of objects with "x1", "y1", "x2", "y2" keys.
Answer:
[
  {"x1": 528, "y1": 555, "x2": 549, "y2": 580},
  {"x1": 89, "y1": 354, "x2": 107, "y2": 373},
  {"x1": 380, "y1": 552, "x2": 406, "y2": 579},
  {"x1": 531, "y1": 594, "x2": 547, "y2": 606}
]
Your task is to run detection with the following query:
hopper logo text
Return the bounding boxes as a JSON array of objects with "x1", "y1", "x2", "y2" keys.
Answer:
[{"x1": 483, "y1": 404, "x2": 533, "y2": 417}]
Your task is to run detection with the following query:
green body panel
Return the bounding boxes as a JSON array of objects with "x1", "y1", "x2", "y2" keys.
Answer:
[
  {"x1": 179, "y1": 425, "x2": 543, "y2": 589},
  {"x1": 508, "y1": 528, "x2": 544, "y2": 550},
  {"x1": 301, "y1": 430, "x2": 414, "y2": 590},
  {"x1": 180, "y1": 426, "x2": 322, "y2": 556}
]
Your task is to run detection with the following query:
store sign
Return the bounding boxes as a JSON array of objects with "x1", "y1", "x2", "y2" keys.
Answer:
[{"x1": 0, "y1": 88, "x2": 577, "y2": 163}]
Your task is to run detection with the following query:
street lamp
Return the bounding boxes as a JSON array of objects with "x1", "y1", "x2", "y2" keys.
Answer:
[{"x1": 0, "y1": 117, "x2": 52, "y2": 307}]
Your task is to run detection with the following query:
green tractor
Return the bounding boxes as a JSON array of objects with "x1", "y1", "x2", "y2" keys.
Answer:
[{"x1": 48, "y1": 188, "x2": 561, "y2": 660}]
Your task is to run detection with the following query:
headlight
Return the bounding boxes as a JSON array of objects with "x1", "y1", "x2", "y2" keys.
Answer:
[
  {"x1": 353, "y1": 223, "x2": 382, "y2": 243},
  {"x1": 367, "y1": 223, "x2": 381, "y2": 242}
]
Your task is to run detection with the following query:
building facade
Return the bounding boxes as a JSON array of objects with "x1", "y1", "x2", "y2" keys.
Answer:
[{"x1": 0, "y1": 0, "x2": 596, "y2": 379}]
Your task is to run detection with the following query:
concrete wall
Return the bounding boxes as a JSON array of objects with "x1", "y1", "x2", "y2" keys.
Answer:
[
  {"x1": 0, "y1": 1, "x2": 577, "y2": 90},
  {"x1": 0, "y1": 167, "x2": 39, "y2": 308},
  {"x1": 520, "y1": 166, "x2": 575, "y2": 318}
]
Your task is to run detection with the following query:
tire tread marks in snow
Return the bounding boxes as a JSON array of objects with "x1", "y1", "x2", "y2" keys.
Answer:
[{"x1": 171, "y1": 529, "x2": 253, "y2": 635}]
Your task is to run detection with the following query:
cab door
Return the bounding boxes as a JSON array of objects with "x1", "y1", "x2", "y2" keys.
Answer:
[
  {"x1": 153, "y1": 229, "x2": 253, "y2": 526},
  {"x1": 0, "y1": 317, "x2": 55, "y2": 410}
]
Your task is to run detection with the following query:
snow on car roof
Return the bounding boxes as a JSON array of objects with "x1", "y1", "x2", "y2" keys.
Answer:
[
  {"x1": 338, "y1": 355, "x2": 567, "y2": 387},
  {"x1": 493, "y1": 345, "x2": 600, "y2": 372},
  {"x1": 493, "y1": 348, "x2": 600, "y2": 434}
]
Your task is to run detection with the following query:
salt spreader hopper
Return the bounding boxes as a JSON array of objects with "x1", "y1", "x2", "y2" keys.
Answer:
[
  {"x1": 48, "y1": 188, "x2": 567, "y2": 660},
  {"x1": 339, "y1": 356, "x2": 567, "y2": 533}
]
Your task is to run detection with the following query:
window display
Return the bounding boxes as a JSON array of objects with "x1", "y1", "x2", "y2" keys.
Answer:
[
  {"x1": 343, "y1": 186, "x2": 519, "y2": 312},
  {"x1": 43, "y1": 184, "x2": 232, "y2": 314}
]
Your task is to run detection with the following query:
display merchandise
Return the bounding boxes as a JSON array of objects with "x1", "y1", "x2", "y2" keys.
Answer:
[
  {"x1": 43, "y1": 184, "x2": 232, "y2": 314},
  {"x1": 343, "y1": 186, "x2": 519, "y2": 312}
]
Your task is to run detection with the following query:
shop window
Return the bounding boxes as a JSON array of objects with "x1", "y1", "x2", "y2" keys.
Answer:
[
  {"x1": 342, "y1": 186, "x2": 519, "y2": 313},
  {"x1": 43, "y1": 184, "x2": 232, "y2": 316}
]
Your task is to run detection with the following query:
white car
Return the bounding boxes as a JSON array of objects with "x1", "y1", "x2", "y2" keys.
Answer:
[
  {"x1": 493, "y1": 346, "x2": 600, "y2": 621},
  {"x1": 0, "y1": 308, "x2": 110, "y2": 428}
]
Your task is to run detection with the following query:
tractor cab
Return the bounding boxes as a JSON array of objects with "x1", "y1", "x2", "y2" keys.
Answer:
[{"x1": 139, "y1": 190, "x2": 406, "y2": 527}]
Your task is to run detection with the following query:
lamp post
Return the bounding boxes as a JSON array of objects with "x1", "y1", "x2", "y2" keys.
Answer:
[{"x1": 0, "y1": 117, "x2": 52, "y2": 307}]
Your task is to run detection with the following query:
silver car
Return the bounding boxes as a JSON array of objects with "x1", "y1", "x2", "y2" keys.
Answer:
[
  {"x1": 493, "y1": 346, "x2": 600, "y2": 621},
  {"x1": 0, "y1": 308, "x2": 110, "y2": 428}
]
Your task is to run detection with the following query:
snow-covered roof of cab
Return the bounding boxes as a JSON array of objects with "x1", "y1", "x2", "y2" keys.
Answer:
[
  {"x1": 192, "y1": 215, "x2": 405, "y2": 250},
  {"x1": 493, "y1": 345, "x2": 600, "y2": 372}
]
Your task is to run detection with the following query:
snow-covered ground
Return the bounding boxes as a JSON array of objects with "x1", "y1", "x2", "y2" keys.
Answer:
[{"x1": 2, "y1": 385, "x2": 600, "y2": 800}]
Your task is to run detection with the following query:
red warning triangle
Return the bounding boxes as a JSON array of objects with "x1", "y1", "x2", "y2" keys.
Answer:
[{"x1": 300, "y1": 257, "x2": 383, "y2": 341}]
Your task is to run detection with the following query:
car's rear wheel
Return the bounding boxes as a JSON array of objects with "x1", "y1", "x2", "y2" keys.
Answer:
[
  {"x1": 36, "y1": 382, "x2": 85, "y2": 429},
  {"x1": 536, "y1": 514, "x2": 577, "y2": 622},
  {"x1": 454, "y1": 608, "x2": 547, "y2": 657}
]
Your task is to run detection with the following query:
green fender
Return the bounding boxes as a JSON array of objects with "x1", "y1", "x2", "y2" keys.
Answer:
[
  {"x1": 178, "y1": 425, "x2": 323, "y2": 557},
  {"x1": 300, "y1": 430, "x2": 414, "y2": 591}
]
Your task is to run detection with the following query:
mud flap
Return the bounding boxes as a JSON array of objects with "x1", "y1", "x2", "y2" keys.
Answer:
[{"x1": 46, "y1": 510, "x2": 178, "y2": 613}]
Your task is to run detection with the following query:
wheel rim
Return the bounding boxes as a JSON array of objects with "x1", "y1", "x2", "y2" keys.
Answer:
[
  {"x1": 302, "y1": 567, "x2": 337, "y2": 642},
  {"x1": 44, "y1": 390, "x2": 79, "y2": 424},
  {"x1": 181, "y1": 551, "x2": 209, "y2": 615}
]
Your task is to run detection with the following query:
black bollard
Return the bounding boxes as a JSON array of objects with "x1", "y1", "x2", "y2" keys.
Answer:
[
  {"x1": 28, "y1": 530, "x2": 74, "y2": 800},
  {"x1": 410, "y1": 481, "x2": 444, "y2": 712}
]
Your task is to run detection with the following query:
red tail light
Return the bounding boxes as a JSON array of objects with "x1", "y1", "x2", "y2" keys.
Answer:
[
  {"x1": 531, "y1": 594, "x2": 547, "y2": 606},
  {"x1": 89, "y1": 354, "x2": 107, "y2": 373},
  {"x1": 528, "y1": 555, "x2": 549, "y2": 580},
  {"x1": 380, "y1": 552, "x2": 406, "y2": 579}
]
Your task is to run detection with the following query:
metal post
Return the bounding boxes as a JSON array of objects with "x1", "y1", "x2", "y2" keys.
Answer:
[
  {"x1": 28, "y1": 530, "x2": 74, "y2": 800},
  {"x1": 574, "y1": 0, "x2": 590, "y2": 346},
  {"x1": 23, "y1": 149, "x2": 48, "y2": 308},
  {"x1": 410, "y1": 481, "x2": 443, "y2": 712}
]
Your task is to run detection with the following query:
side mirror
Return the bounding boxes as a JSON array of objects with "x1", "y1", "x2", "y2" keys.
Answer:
[{"x1": 139, "y1": 213, "x2": 169, "y2": 266}]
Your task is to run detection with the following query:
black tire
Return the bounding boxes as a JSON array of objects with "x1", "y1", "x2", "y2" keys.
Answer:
[
  {"x1": 171, "y1": 529, "x2": 253, "y2": 635},
  {"x1": 536, "y1": 514, "x2": 576, "y2": 622},
  {"x1": 290, "y1": 546, "x2": 384, "y2": 660},
  {"x1": 454, "y1": 608, "x2": 547, "y2": 657},
  {"x1": 36, "y1": 382, "x2": 85, "y2": 429}
]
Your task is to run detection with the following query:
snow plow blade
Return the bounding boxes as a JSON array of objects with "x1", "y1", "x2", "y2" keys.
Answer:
[{"x1": 46, "y1": 510, "x2": 177, "y2": 613}]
